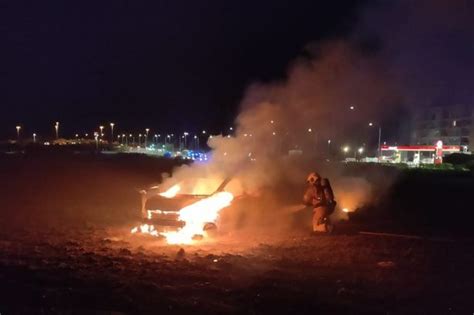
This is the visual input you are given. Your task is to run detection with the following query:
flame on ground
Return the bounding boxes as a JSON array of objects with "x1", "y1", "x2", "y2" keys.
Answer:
[{"x1": 131, "y1": 191, "x2": 234, "y2": 245}]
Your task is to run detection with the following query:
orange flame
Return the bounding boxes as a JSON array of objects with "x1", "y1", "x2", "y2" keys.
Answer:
[
  {"x1": 162, "y1": 191, "x2": 233, "y2": 244},
  {"x1": 131, "y1": 223, "x2": 159, "y2": 236},
  {"x1": 159, "y1": 184, "x2": 181, "y2": 198},
  {"x1": 131, "y1": 189, "x2": 234, "y2": 245}
]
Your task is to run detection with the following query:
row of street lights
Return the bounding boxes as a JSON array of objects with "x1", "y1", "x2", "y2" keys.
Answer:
[
  {"x1": 13, "y1": 114, "x2": 381, "y2": 155},
  {"x1": 15, "y1": 121, "x2": 61, "y2": 142},
  {"x1": 13, "y1": 121, "x2": 151, "y2": 143},
  {"x1": 112, "y1": 130, "x2": 210, "y2": 150},
  {"x1": 342, "y1": 145, "x2": 365, "y2": 159},
  {"x1": 13, "y1": 123, "x2": 371, "y2": 158},
  {"x1": 12, "y1": 122, "x2": 232, "y2": 145}
]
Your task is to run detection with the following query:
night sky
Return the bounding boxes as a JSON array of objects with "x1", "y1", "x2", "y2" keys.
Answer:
[{"x1": 2, "y1": 1, "x2": 364, "y2": 138}]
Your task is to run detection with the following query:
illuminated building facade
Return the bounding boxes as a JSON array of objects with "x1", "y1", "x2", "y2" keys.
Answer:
[{"x1": 411, "y1": 104, "x2": 474, "y2": 148}]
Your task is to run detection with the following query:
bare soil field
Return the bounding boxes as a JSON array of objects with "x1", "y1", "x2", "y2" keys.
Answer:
[
  {"x1": 0, "y1": 225, "x2": 473, "y2": 314},
  {"x1": 0, "y1": 152, "x2": 473, "y2": 314}
]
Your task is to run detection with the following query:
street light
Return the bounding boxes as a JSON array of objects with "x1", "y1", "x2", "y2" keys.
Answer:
[
  {"x1": 202, "y1": 130, "x2": 206, "y2": 134},
  {"x1": 350, "y1": 105, "x2": 355, "y2": 110},
  {"x1": 99, "y1": 126, "x2": 104, "y2": 139},
  {"x1": 183, "y1": 132, "x2": 189, "y2": 149},
  {"x1": 33, "y1": 133, "x2": 36, "y2": 143},
  {"x1": 307, "y1": 128, "x2": 317, "y2": 155},
  {"x1": 343, "y1": 146, "x2": 350, "y2": 153},
  {"x1": 55, "y1": 122, "x2": 59, "y2": 139},
  {"x1": 110, "y1": 123, "x2": 115, "y2": 142},
  {"x1": 138, "y1": 134, "x2": 142, "y2": 146},
  {"x1": 94, "y1": 132, "x2": 99, "y2": 150},
  {"x1": 16, "y1": 125, "x2": 21, "y2": 141},
  {"x1": 368, "y1": 122, "x2": 382, "y2": 159},
  {"x1": 145, "y1": 128, "x2": 150, "y2": 147},
  {"x1": 194, "y1": 134, "x2": 199, "y2": 150}
]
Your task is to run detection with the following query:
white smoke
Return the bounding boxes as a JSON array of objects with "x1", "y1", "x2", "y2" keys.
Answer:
[{"x1": 158, "y1": 1, "x2": 472, "y2": 231}]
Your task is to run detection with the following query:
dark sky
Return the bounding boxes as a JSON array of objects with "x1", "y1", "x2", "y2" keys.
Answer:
[{"x1": 1, "y1": 1, "x2": 364, "y2": 138}]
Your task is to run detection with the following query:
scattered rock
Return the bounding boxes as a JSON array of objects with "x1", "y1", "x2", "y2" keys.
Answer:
[
  {"x1": 28, "y1": 264, "x2": 40, "y2": 270},
  {"x1": 58, "y1": 262, "x2": 68, "y2": 269},
  {"x1": 206, "y1": 254, "x2": 218, "y2": 260},
  {"x1": 176, "y1": 248, "x2": 186, "y2": 259},
  {"x1": 119, "y1": 248, "x2": 132, "y2": 256},
  {"x1": 103, "y1": 236, "x2": 121, "y2": 242},
  {"x1": 65, "y1": 240, "x2": 80, "y2": 247},
  {"x1": 337, "y1": 287, "x2": 347, "y2": 296},
  {"x1": 377, "y1": 261, "x2": 396, "y2": 268},
  {"x1": 0, "y1": 240, "x2": 12, "y2": 247}
]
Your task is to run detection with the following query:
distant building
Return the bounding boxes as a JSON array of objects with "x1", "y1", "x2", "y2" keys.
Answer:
[{"x1": 411, "y1": 104, "x2": 474, "y2": 148}]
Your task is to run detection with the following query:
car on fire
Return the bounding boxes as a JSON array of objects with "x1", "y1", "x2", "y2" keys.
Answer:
[{"x1": 137, "y1": 177, "x2": 239, "y2": 238}]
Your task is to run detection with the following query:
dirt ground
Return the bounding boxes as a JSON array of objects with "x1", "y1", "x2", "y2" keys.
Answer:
[
  {"x1": 0, "y1": 223, "x2": 473, "y2": 314},
  {"x1": 1, "y1": 152, "x2": 473, "y2": 314}
]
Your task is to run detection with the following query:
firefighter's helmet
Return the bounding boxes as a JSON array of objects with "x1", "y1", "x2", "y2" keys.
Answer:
[{"x1": 307, "y1": 172, "x2": 320, "y2": 184}]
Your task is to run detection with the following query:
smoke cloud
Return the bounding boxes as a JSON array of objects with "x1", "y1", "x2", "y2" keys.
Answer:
[{"x1": 159, "y1": 1, "x2": 472, "y2": 232}]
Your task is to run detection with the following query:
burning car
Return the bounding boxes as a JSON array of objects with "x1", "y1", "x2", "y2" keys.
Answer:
[{"x1": 132, "y1": 177, "x2": 237, "y2": 244}]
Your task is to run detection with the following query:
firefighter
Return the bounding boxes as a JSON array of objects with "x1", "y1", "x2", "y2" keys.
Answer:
[{"x1": 303, "y1": 172, "x2": 336, "y2": 232}]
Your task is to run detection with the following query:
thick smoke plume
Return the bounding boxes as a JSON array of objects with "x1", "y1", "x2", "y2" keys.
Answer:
[
  {"x1": 164, "y1": 40, "x2": 396, "y2": 188},
  {"x1": 159, "y1": 1, "x2": 472, "y2": 232},
  {"x1": 159, "y1": 41, "x2": 384, "y2": 233}
]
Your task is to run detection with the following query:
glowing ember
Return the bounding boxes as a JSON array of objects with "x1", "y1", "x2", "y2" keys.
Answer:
[{"x1": 159, "y1": 184, "x2": 181, "y2": 198}]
